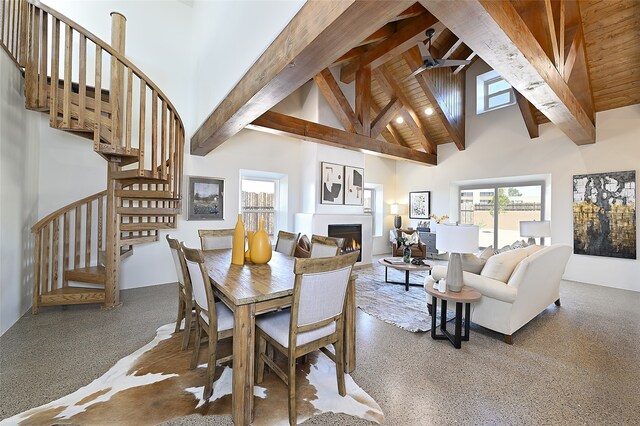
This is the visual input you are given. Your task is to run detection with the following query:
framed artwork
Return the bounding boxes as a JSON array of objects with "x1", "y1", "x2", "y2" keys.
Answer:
[
  {"x1": 344, "y1": 166, "x2": 364, "y2": 205},
  {"x1": 320, "y1": 162, "x2": 344, "y2": 204},
  {"x1": 187, "y1": 176, "x2": 224, "y2": 220},
  {"x1": 573, "y1": 170, "x2": 636, "y2": 259},
  {"x1": 409, "y1": 191, "x2": 431, "y2": 219}
]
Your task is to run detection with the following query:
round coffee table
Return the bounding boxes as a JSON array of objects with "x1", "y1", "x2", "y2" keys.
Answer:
[
  {"x1": 378, "y1": 258, "x2": 432, "y2": 291},
  {"x1": 424, "y1": 285, "x2": 481, "y2": 349}
]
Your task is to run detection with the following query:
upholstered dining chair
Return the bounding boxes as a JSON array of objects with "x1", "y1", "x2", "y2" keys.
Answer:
[
  {"x1": 198, "y1": 229, "x2": 235, "y2": 250},
  {"x1": 275, "y1": 231, "x2": 300, "y2": 256},
  {"x1": 182, "y1": 243, "x2": 234, "y2": 400},
  {"x1": 166, "y1": 235, "x2": 195, "y2": 350},
  {"x1": 309, "y1": 234, "x2": 344, "y2": 258},
  {"x1": 255, "y1": 251, "x2": 359, "y2": 426}
]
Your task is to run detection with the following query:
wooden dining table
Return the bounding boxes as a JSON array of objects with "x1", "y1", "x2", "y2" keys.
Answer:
[{"x1": 203, "y1": 249, "x2": 357, "y2": 426}]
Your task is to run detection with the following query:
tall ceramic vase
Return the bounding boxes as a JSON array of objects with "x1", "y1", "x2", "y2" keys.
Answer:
[
  {"x1": 250, "y1": 218, "x2": 272, "y2": 264},
  {"x1": 231, "y1": 214, "x2": 245, "y2": 266},
  {"x1": 245, "y1": 231, "x2": 255, "y2": 261}
]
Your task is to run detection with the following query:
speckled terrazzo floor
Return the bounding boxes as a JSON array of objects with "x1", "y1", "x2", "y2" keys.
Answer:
[{"x1": 1, "y1": 272, "x2": 639, "y2": 425}]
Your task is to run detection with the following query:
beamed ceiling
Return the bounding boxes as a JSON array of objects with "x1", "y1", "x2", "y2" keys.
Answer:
[{"x1": 191, "y1": 0, "x2": 640, "y2": 165}]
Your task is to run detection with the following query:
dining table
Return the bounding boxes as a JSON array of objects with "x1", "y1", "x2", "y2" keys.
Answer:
[{"x1": 203, "y1": 249, "x2": 357, "y2": 426}]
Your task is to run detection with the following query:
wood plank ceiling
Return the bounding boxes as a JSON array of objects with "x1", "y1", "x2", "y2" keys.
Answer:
[{"x1": 191, "y1": 0, "x2": 640, "y2": 163}]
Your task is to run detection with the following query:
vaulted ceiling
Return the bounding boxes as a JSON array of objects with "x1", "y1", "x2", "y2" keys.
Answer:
[{"x1": 191, "y1": 0, "x2": 640, "y2": 166}]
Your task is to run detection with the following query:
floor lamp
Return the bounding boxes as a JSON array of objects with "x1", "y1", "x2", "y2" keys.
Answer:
[
  {"x1": 435, "y1": 224, "x2": 479, "y2": 292},
  {"x1": 520, "y1": 220, "x2": 551, "y2": 245}
]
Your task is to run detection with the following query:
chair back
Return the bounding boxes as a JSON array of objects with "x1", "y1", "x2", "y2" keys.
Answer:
[
  {"x1": 167, "y1": 235, "x2": 192, "y2": 300},
  {"x1": 275, "y1": 231, "x2": 300, "y2": 256},
  {"x1": 181, "y1": 244, "x2": 217, "y2": 325},
  {"x1": 198, "y1": 229, "x2": 234, "y2": 250},
  {"x1": 310, "y1": 235, "x2": 344, "y2": 258},
  {"x1": 292, "y1": 251, "x2": 358, "y2": 329}
]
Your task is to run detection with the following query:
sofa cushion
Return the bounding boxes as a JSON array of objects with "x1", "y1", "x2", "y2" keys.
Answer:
[
  {"x1": 481, "y1": 248, "x2": 529, "y2": 283},
  {"x1": 523, "y1": 244, "x2": 543, "y2": 255},
  {"x1": 479, "y1": 246, "x2": 494, "y2": 260},
  {"x1": 461, "y1": 253, "x2": 486, "y2": 274}
]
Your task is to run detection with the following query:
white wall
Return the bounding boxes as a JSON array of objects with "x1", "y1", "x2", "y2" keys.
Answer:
[
  {"x1": 397, "y1": 60, "x2": 640, "y2": 292},
  {"x1": 0, "y1": 53, "x2": 40, "y2": 334}
]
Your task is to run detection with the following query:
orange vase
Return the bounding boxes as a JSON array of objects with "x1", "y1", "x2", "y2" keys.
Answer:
[
  {"x1": 245, "y1": 231, "x2": 255, "y2": 261},
  {"x1": 231, "y1": 214, "x2": 245, "y2": 266},
  {"x1": 250, "y1": 219, "x2": 272, "y2": 264}
]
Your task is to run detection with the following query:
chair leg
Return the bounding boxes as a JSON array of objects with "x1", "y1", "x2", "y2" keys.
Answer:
[
  {"x1": 555, "y1": 298, "x2": 561, "y2": 306},
  {"x1": 204, "y1": 330, "x2": 217, "y2": 400},
  {"x1": 181, "y1": 301, "x2": 193, "y2": 351},
  {"x1": 288, "y1": 354, "x2": 297, "y2": 426},
  {"x1": 256, "y1": 333, "x2": 267, "y2": 384},
  {"x1": 190, "y1": 320, "x2": 202, "y2": 369},
  {"x1": 334, "y1": 341, "x2": 346, "y2": 396},
  {"x1": 503, "y1": 334, "x2": 513, "y2": 345},
  {"x1": 175, "y1": 293, "x2": 185, "y2": 333}
]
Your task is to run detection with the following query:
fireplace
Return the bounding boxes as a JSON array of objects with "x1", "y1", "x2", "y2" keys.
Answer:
[{"x1": 328, "y1": 224, "x2": 362, "y2": 262}]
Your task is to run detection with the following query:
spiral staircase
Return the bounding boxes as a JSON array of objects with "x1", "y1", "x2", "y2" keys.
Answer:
[{"x1": 1, "y1": 0, "x2": 184, "y2": 313}]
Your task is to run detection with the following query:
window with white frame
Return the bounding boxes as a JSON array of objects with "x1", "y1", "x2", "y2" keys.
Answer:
[
  {"x1": 241, "y1": 178, "x2": 277, "y2": 236},
  {"x1": 364, "y1": 184, "x2": 383, "y2": 237},
  {"x1": 476, "y1": 70, "x2": 515, "y2": 114},
  {"x1": 363, "y1": 188, "x2": 374, "y2": 214}
]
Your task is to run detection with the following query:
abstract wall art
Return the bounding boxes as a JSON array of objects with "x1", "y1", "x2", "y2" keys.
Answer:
[
  {"x1": 573, "y1": 170, "x2": 636, "y2": 259},
  {"x1": 320, "y1": 162, "x2": 344, "y2": 204},
  {"x1": 344, "y1": 166, "x2": 364, "y2": 205}
]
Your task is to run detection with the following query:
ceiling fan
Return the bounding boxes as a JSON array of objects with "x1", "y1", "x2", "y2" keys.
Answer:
[{"x1": 409, "y1": 28, "x2": 471, "y2": 78}]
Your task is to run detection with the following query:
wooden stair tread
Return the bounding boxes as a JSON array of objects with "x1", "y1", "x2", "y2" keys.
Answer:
[
  {"x1": 40, "y1": 287, "x2": 105, "y2": 306},
  {"x1": 115, "y1": 190, "x2": 176, "y2": 199},
  {"x1": 119, "y1": 235, "x2": 159, "y2": 246},
  {"x1": 111, "y1": 170, "x2": 168, "y2": 181},
  {"x1": 64, "y1": 266, "x2": 106, "y2": 284},
  {"x1": 120, "y1": 222, "x2": 176, "y2": 231}
]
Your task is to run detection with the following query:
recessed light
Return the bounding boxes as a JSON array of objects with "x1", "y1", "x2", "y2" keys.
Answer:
[
  {"x1": 396, "y1": 116, "x2": 404, "y2": 124},
  {"x1": 425, "y1": 107, "x2": 434, "y2": 116}
]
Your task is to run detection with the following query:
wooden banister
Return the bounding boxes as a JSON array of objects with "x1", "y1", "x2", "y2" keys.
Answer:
[{"x1": 32, "y1": 190, "x2": 107, "y2": 233}]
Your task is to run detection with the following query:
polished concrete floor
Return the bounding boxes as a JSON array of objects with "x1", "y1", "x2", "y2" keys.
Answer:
[{"x1": 1, "y1": 276, "x2": 639, "y2": 425}]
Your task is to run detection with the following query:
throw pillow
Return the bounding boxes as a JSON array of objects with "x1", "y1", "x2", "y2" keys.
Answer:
[
  {"x1": 401, "y1": 232, "x2": 419, "y2": 246},
  {"x1": 481, "y1": 247, "x2": 529, "y2": 283},
  {"x1": 510, "y1": 239, "x2": 528, "y2": 249},
  {"x1": 494, "y1": 244, "x2": 512, "y2": 255},
  {"x1": 461, "y1": 253, "x2": 486, "y2": 274},
  {"x1": 479, "y1": 246, "x2": 494, "y2": 260}
]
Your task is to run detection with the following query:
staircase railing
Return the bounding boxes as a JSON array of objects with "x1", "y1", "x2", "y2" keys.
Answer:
[
  {"x1": 0, "y1": 0, "x2": 27, "y2": 66},
  {"x1": 31, "y1": 191, "x2": 107, "y2": 312}
]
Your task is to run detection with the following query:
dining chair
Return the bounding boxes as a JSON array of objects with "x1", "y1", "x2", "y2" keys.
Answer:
[
  {"x1": 255, "y1": 251, "x2": 359, "y2": 426},
  {"x1": 182, "y1": 243, "x2": 234, "y2": 400},
  {"x1": 309, "y1": 234, "x2": 344, "y2": 258},
  {"x1": 198, "y1": 229, "x2": 235, "y2": 250},
  {"x1": 166, "y1": 235, "x2": 195, "y2": 350},
  {"x1": 275, "y1": 231, "x2": 300, "y2": 256}
]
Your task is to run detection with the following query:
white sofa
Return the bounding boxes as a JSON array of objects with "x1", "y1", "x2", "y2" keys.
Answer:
[{"x1": 425, "y1": 244, "x2": 571, "y2": 344}]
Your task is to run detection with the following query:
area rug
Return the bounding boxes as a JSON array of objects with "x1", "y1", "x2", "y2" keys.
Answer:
[
  {"x1": 355, "y1": 259, "x2": 452, "y2": 332},
  {"x1": 1, "y1": 324, "x2": 384, "y2": 426}
]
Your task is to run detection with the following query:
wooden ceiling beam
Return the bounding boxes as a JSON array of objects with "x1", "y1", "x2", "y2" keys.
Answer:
[
  {"x1": 453, "y1": 50, "x2": 476, "y2": 75},
  {"x1": 355, "y1": 23, "x2": 396, "y2": 47},
  {"x1": 433, "y1": 28, "x2": 462, "y2": 60},
  {"x1": 371, "y1": 98, "x2": 403, "y2": 138},
  {"x1": 421, "y1": 0, "x2": 595, "y2": 145},
  {"x1": 332, "y1": 46, "x2": 367, "y2": 67},
  {"x1": 404, "y1": 46, "x2": 465, "y2": 150},
  {"x1": 340, "y1": 12, "x2": 438, "y2": 84},
  {"x1": 374, "y1": 65, "x2": 437, "y2": 154},
  {"x1": 563, "y1": 25, "x2": 582, "y2": 82},
  {"x1": 190, "y1": 0, "x2": 415, "y2": 156},
  {"x1": 515, "y1": 90, "x2": 540, "y2": 139},
  {"x1": 371, "y1": 102, "x2": 410, "y2": 147},
  {"x1": 355, "y1": 66, "x2": 372, "y2": 136},
  {"x1": 313, "y1": 68, "x2": 362, "y2": 134},
  {"x1": 248, "y1": 110, "x2": 437, "y2": 165},
  {"x1": 388, "y1": 4, "x2": 428, "y2": 23}
]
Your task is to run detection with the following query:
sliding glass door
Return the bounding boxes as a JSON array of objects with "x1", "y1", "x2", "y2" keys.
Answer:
[{"x1": 460, "y1": 183, "x2": 544, "y2": 249}]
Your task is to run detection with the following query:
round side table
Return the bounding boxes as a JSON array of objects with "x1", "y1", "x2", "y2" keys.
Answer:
[{"x1": 424, "y1": 285, "x2": 481, "y2": 348}]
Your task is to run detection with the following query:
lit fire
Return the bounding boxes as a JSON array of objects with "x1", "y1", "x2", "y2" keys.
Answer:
[{"x1": 341, "y1": 238, "x2": 361, "y2": 254}]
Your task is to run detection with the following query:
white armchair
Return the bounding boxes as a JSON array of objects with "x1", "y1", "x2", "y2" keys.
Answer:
[{"x1": 425, "y1": 244, "x2": 571, "y2": 344}]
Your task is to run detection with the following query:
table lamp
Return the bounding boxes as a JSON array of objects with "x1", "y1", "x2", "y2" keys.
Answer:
[
  {"x1": 520, "y1": 220, "x2": 551, "y2": 245},
  {"x1": 435, "y1": 223, "x2": 479, "y2": 292},
  {"x1": 390, "y1": 204, "x2": 401, "y2": 229}
]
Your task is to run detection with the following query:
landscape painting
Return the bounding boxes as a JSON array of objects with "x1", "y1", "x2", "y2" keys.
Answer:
[
  {"x1": 344, "y1": 166, "x2": 364, "y2": 205},
  {"x1": 573, "y1": 170, "x2": 636, "y2": 259},
  {"x1": 321, "y1": 162, "x2": 344, "y2": 204},
  {"x1": 188, "y1": 177, "x2": 224, "y2": 220}
]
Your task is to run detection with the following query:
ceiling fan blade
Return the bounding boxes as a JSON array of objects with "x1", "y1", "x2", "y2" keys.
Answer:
[
  {"x1": 417, "y1": 41, "x2": 434, "y2": 62},
  {"x1": 439, "y1": 59, "x2": 472, "y2": 67}
]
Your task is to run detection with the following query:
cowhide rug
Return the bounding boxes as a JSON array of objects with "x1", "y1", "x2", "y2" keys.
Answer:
[
  {"x1": 355, "y1": 259, "x2": 453, "y2": 332},
  {"x1": 1, "y1": 324, "x2": 384, "y2": 425}
]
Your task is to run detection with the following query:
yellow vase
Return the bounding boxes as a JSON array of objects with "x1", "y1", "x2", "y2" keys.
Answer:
[
  {"x1": 232, "y1": 214, "x2": 245, "y2": 266},
  {"x1": 250, "y1": 218, "x2": 272, "y2": 264},
  {"x1": 245, "y1": 231, "x2": 255, "y2": 261}
]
